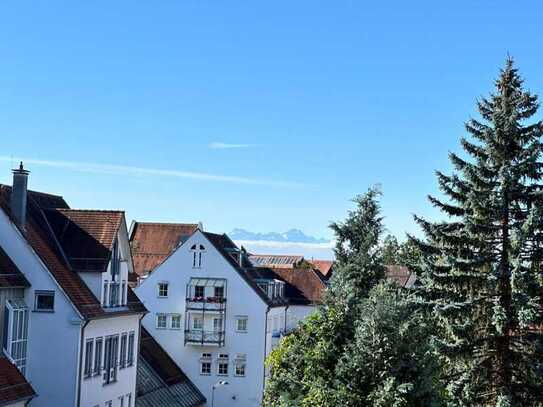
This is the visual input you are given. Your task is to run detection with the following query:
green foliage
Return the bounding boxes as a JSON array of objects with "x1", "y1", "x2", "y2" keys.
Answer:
[
  {"x1": 411, "y1": 58, "x2": 543, "y2": 405},
  {"x1": 264, "y1": 187, "x2": 441, "y2": 406}
]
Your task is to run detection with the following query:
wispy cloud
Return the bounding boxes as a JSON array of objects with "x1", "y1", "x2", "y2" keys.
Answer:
[
  {"x1": 0, "y1": 156, "x2": 303, "y2": 188},
  {"x1": 209, "y1": 142, "x2": 255, "y2": 149}
]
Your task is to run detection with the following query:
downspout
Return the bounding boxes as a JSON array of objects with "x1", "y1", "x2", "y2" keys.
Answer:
[
  {"x1": 283, "y1": 304, "x2": 289, "y2": 334},
  {"x1": 262, "y1": 305, "x2": 270, "y2": 398},
  {"x1": 76, "y1": 319, "x2": 90, "y2": 407}
]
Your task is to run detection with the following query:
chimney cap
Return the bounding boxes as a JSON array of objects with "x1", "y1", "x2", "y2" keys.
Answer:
[{"x1": 12, "y1": 161, "x2": 30, "y2": 175}]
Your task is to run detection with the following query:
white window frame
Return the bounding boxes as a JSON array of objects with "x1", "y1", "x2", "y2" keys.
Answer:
[
  {"x1": 127, "y1": 331, "x2": 135, "y2": 367},
  {"x1": 235, "y1": 316, "x2": 248, "y2": 333},
  {"x1": 192, "y1": 316, "x2": 203, "y2": 331},
  {"x1": 94, "y1": 337, "x2": 103, "y2": 376},
  {"x1": 3, "y1": 299, "x2": 29, "y2": 374},
  {"x1": 157, "y1": 282, "x2": 169, "y2": 298},
  {"x1": 213, "y1": 317, "x2": 223, "y2": 332},
  {"x1": 200, "y1": 361, "x2": 211, "y2": 375},
  {"x1": 120, "y1": 332, "x2": 128, "y2": 369},
  {"x1": 84, "y1": 339, "x2": 94, "y2": 378},
  {"x1": 156, "y1": 313, "x2": 167, "y2": 329},
  {"x1": 217, "y1": 361, "x2": 229, "y2": 376},
  {"x1": 170, "y1": 314, "x2": 181, "y2": 330}
]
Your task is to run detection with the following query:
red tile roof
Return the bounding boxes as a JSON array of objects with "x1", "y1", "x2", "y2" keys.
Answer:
[
  {"x1": 309, "y1": 260, "x2": 334, "y2": 279},
  {"x1": 44, "y1": 209, "x2": 124, "y2": 272},
  {"x1": 0, "y1": 185, "x2": 146, "y2": 319},
  {"x1": 0, "y1": 358, "x2": 35, "y2": 405},
  {"x1": 130, "y1": 222, "x2": 199, "y2": 277},
  {"x1": 385, "y1": 265, "x2": 417, "y2": 288}
]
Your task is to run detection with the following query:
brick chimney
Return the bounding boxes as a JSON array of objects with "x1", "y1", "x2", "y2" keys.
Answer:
[{"x1": 11, "y1": 162, "x2": 29, "y2": 227}]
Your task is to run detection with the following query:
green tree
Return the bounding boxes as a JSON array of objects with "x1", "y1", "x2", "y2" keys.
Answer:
[
  {"x1": 411, "y1": 58, "x2": 543, "y2": 405},
  {"x1": 382, "y1": 234, "x2": 401, "y2": 265},
  {"x1": 264, "y1": 187, "x2": 441, "y2": 406}
]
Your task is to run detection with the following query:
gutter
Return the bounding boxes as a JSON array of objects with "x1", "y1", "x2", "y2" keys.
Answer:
[
  {"x1": 76, "y1": 319, "x2": 90, "y2": 407},
  {"x1": 262, "y1": 305, "x2": 270, "y2": 398}
]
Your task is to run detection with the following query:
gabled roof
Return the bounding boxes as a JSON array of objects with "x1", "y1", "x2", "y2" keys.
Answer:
[
  {"x1": 309, "y1": 259, "x2": 334, "y2": 279},
  {"x1": 385, "y1": 265, "x2": 417, "y2": 288},
  {"x1": 0, "y1": 357, "x2": 36, "y2": 405},
  {"x1": 137, "y1": 327, "x2": 205, "y2": 407},
  {"x1": 248, "y1": 254, "x2": 304, "y2": 268},
  {"x1": 44, "y1": 209, "x2": 124, "y2": 272},
  {"x1": 0, "y1": 246, "x2": 29, "y2": 289},
  {"x1": 246, "y1": 267, "x2": 326, "y2": 305},
  {"x1": 130, "y1": 222, "x2": 199, "y2": 278},
  {"x1": 0, "y1": 185, "x2": 146, "y2": 320}
]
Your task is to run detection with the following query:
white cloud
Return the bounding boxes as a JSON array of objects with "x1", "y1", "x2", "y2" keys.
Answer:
[
  {"x1": 0, "y1": 156, "x2": 303, "y2": 188},
  {"x1": 209, "y1": 142, "x2": 254, "y2": 149}
]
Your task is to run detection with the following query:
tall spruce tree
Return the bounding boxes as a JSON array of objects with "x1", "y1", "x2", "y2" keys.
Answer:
[{"x1": 412, "y1": 58, "x2": 543, "y2": 406}]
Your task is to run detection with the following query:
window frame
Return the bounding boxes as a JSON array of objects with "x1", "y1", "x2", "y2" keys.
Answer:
[
  {"x1": 200, "y1": 361, "x2": 211, "y2": 375},
  {"x1": 157, "y1": 282, "x2": 169, "y2": 298},
  {"x1": 235, "y1": 316, "x2": 248, "y2": 333},
  {"x1": 119, "y1": 332, "x2": 128, "y2": 369},
  {"x1": 127, "y1": 332, "x2": 135, "y2": 367},
  {"x1": 192, "y1": 316, "x2": 203, "y2": 331},
  {"x1": 94, "y1": 337, "x2": 103, "y2": 376},
  {"x1": 84, "y1": 339, "x2": 94, "y2": 378},
  {"x1": 170, "y1": 314, "x2": 182, "y2": 330},
  {"x1": 156, "y1": 313, "x2": 167, "y2": 329},
  {"x1": 34, "y1": 290, "x2": 55, "y2": 312}
]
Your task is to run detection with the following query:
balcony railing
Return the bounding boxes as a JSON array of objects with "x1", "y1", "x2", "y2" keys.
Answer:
[
  {"x1": 185, "y1": 297, "x2": 227, "y2": 312},
  {"x1": 184, "y1": 330, "x2": 226, "y2": 346}
]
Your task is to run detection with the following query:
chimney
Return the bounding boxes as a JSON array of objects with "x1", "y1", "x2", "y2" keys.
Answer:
[{"x1": 11, "y1": 162, "x2": 29, "y2": 227}]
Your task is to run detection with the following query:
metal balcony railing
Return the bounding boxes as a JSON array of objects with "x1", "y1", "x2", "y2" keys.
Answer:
[
  {"x1": 184, "y1": 330, "x2": 226, "y2": 346},
  {"x1": 185, "y1": 297, "x2": 227, "y2": 312}
]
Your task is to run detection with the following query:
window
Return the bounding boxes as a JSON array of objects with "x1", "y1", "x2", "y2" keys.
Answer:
[
  {"x1": 84, "y1": 339, "x2": 94, "y2": 378},
  {"x1": 121, "y1": 281, "x2": 126, "y2": 305},
  {"x1": 119, "y1": 395, "x2": 124, "y2": 407},
  {"x1": 34, "y1": 290, "x2": 54, "y2": 312},
  {"x1": 109, "y1": 283, "x2": 120, "y2": 307},
  {"x1": 157, "y1": 314, "x2": 167, "y2": 329},
  {"x1": 126, "y1": 393, "x2": 132, "y2": 407},
  {"x1": 127, "y1": 332, "x2": 135, "y2": 367},
  {"x1": 218, "y1": 360, "x2": 229, "y2": 376},
  {"x1": 234, "y1": 354, "x2": 247, "y2": 377},
  {"x1": 157, "y1": 282, "x2": 169, "y2": 298},
  {"x1": 235, "y1": 363, "x2": 246, "y2": 377},
  {"x1": 3, "y1": 299, "x2": 29, "y2": 374},
  {"x1": 194, "y1": 285, "x2": 205, "y2": 298},
  {"x1": 214, "y1": 286, "x2": 224, "y2": 299},
  {"x1": 94, "y1": 338, "x2": 103, "y2": 376},
  {"x1": 105, "y1": 401, "x2": 112, "y2": 407},
  {"x1": 193, "y1": 317, "x2": 203, "y2": 330},
  {"x1": 200, "y1": 361, "x2": 211, "y2": 375},
  {"x1": 104, "y1": 335, "x2": 118, "y2": 384},
  {"x1": 236, "y1": 316, "x2": 248, "y2": 332},
  {"x1": 171, "y1": 314, "x2": 181, "y2": 329},
  {"x1": 102, "y1": 281, "x2": 108, "y2": 305},
  {"x1": 213, "y1": 317, "x2": 223, "y2": 332},
  {"x1": 120, "y1": 333, "x2": 127, "y2": 369},
  {"x1": 191, "y1": 244, "x2": 205, "y2": 268}
]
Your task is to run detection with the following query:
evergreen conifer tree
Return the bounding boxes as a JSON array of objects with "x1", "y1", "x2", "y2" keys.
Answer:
[{"x1": 412, "y1": 58, "x2": 543, "y2": 405}]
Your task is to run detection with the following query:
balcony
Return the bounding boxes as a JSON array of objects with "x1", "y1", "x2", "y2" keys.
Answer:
[
  {"x1": 185, "y1": 330, "x2": 225, "y2": 346},
  {"x1": 185, "y1": 296, "x2": 227, "y2": 312}
]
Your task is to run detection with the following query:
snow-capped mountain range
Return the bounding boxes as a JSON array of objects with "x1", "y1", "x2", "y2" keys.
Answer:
[{"x1": 229, "y1": 228, "x2": 330, "y2": 244}]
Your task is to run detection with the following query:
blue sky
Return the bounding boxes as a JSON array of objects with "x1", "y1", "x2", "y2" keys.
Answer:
[{"x1": 1, "y1": 1, "x2": 542, "y2": 248}]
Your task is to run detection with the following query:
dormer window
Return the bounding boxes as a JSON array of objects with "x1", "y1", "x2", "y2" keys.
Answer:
[
  {"x1": 111, "y1": 239, "x2": 120, "y2": 280},
  {"x1": 190, "y1": 244, "x2": 206, "y2": 268}
]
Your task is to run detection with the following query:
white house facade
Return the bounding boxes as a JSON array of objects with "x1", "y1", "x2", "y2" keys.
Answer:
[
  {"x1": 131, "y1": 223, "x2": 327, "y2": 407},
  {"x1": 0, "y1": 164, "x2": 147, "y2": 407}
]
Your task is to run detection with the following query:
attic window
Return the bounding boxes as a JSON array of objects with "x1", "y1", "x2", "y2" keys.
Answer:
[
  {"x1": 190, "y1": 244, "x2": 206, "y2": 268},
  {"x1": 34, "y1": 290, "x2": 55, "y2": 312}
]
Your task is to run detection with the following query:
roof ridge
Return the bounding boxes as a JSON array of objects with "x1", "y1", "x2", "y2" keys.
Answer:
[
  {"x1": 0, "y1": 184, "x2": 64, "y2": 199},
  {"x1": 56, "y1": 208, "x2": 125, "y2": 214},
  {"x1": 135, "y1": 222, "x2": 198, "y2": 226}
]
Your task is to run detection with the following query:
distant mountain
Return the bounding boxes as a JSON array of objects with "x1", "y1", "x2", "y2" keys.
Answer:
[{"x1": 229, "y1": 228, "x2": 330, "y2": 244}]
